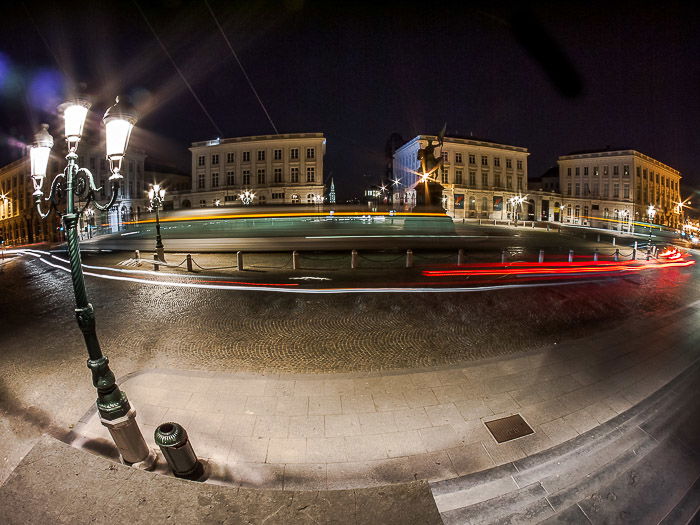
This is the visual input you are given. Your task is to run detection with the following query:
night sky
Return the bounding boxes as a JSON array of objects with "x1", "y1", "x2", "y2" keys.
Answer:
[{"x1": 1, "y1": 1, "x2": 698, "y2": 201}]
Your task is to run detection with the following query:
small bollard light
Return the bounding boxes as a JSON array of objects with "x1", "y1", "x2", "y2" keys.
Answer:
[
  {"x1": 612, "y1": 237, "x2": 616, "y2": 246},
  {"x1": 614, "y1": 249, "x2": 620, "y2": 261},
  {"x1": 593, "y1": 249, "x2": 599, "y2": 261},
  {"x1": 236, "y1": 251, "x2": 243, "y2": 271},
  {"x1": 153, "y1": 253, "x2": 159, "y2": 271},
  {"x1": 457, "y1": 248, "x2": 464, "y2": 265},
  {"x1": 351, "y1": 249, "x2": 358, "y2": 269},
  {"x1": 568, "y1": 249, "x2": 574, "y2": 262},
  {"x1": 154, "y1": 422, "x2": 204, "y2": 480},
  {"x1": 292, "y1": 250, "x2": 300, "y2": 270},
  {"x1": 501, "y1": 249, "x2": 506, "y2": 264},
  {"x1": 538, "y1": 249, "x2": 544, "y2": 263},
  {"x1": 186, "y1": 254, "x2": 193, "y2": 272},
  {"x1": 406, "y1": 249, "x2": 414, "y2": 268}
]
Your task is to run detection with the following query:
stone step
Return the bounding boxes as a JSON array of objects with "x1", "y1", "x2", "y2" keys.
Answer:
[
  {"x1": 440, "y1": 482, "x2": 554, "y2": 525},
  {"x1": 574, "y1": 436, "x2": 700, "y2": 525},
  {"x1": 658, "y1": 475, "x2": 700, "y2": 525},
  {"x1": 431, "y1": 361, "x2": 700, "y2": 522}
]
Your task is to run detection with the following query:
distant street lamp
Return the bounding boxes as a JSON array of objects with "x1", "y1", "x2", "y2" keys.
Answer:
[
  {"x1": 647, "y1": 204, "x2": 657, "y2": 257},
  {"x1": 31, "y1": 97, "x2": 156, "y2": 469},
  {"x1": 508, "y1": 194, "x2": 527, "y2": 225},
  {"x1": 239, "y1": 190, "x2": 255, "y2": 206},
  {"x1": 148, "y1": 184, "x2": 166, "y2": 261},
  {"x1": 312, "y1": 193, "x2": 323, "y2": 212}
]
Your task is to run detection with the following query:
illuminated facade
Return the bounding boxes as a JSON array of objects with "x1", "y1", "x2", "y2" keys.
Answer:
[
  {"x1": 0, "y1": 147, "x2": 146, "y2": 246},
  {"x1": 393, "y1": 135, "x2": 530, "y2": 219},
  {"x1": 185, "y1": 133, "x2": 326, "y2": 208},
  {"x1": 558, "y1": 149, "x2": 683, "y2": 229}
]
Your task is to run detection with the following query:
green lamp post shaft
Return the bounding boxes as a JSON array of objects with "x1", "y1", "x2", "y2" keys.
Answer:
[
  {"x1": 62, "y1": 153, "x2": 130, "y2": 420},
  {"x1": 154, "y1": 200, "x2": 163, "y2": 251}
]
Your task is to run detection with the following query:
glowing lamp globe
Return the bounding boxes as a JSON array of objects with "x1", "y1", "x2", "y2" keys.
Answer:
[
  {"x1": 103, "y1": 96, "x2": 137, "y2": 177},
  {"x1": 30, "y1": 123, "x2": 54, "y2": 180},
  {"x1": 60, "y1": 99, "x2": 91, "y2": 152}
]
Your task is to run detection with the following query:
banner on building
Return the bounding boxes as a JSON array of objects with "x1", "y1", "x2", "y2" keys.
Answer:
[
  {"x1": 493, "y1": 196, "x2": 503, "y2": 211},
  {"x1": 454, "y1": 194, "x2": 465, "y2": 209}
]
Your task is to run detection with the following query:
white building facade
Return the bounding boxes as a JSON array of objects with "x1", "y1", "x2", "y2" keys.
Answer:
[
  {"x1": 393, "y1": 135, "x2": 530, "y2": 220},
  {"x1": 558, "y1": 149, "x2": 682, "y2": 230},
  {"x1": 0, "y1": 146, "x2": 146, "y2": 244},
  {"x1": 186, "y1": 133, "x2": 326, "y2": 208}
]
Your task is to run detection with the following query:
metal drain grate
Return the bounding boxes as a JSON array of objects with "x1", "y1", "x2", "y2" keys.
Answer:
[{"x1": 484, "y1": 414, "x2": 534, "y2": 443}]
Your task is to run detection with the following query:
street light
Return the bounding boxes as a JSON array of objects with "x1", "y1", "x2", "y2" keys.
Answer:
[
  {"x1": 148, "y1": 184, "x2": 166, "y2": 262},
  {"x1": 507, "y1": 194, "x2": 527, "y2": 225},
  {"x1": 31, "y1": 97, "x2": 156, "y2": 469},
  {"x1": 239, "y1": 189, "x2": 255, "y2": 206},
  {"x1": 647, "y1": 204, "x2": 656, "y2": 258}
]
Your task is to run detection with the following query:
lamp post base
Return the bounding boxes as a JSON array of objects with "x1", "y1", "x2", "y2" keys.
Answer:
[{"x1": 100, "y1": 407, "x2": 157, "y2": 470}]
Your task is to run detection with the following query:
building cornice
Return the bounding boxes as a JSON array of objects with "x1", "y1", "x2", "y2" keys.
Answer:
[
  {"x1": 395, "y1": 135, "x2": 529, "y2": 156},
  {"x1": 558, "y1": 150, "x2": 680, "y2": 176},
  {"x1": 190, "y1": 133, "x2": 325, "y2": 149}
]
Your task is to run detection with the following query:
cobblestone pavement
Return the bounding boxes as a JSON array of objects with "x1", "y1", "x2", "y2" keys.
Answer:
[{"x1": 1, "y1": 242, "x2": 698, "y2": 487}]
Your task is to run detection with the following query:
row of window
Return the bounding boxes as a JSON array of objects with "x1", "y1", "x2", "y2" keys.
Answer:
[
  {"x1": 197, "y1": 167, "x2": 316, "y2": 189},
  {"x1": 438, "y1": 169, "x2": 525, "y2": 190},
  {"x1": 566, "y1": 165, "x2": 679, "y2": 191},
  {"x1": 566, "y1": 165, "x2": 629, "y2": 177},
  {"x1": 201, "y1": 193, "x2": 318, "y2": 206},
  {"x1": 439, "y1": 152, "x2": 524, "y2": 170},
  {"x1": 198, "y1": 147, "x2": 316, "y2": 167},
  {"x1": 566, "y1": 182, "x2": 630, "y2": 199}
]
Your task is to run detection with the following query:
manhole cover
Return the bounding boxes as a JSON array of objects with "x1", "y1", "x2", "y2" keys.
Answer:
[{"x1": 484, "y1": 414, "x2": 534, "y2": 443}]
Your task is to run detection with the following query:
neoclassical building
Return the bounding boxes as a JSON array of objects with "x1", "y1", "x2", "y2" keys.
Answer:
[
  {"x1": 557, "y1": 149, "x2": 683, "y2": 230},
  {"x1": 393, "y1": 135, "x2": 530, "y2": 219},
  {"x1": 0, "y1": 144, "x2": 146, "y2": 246},
  {"x1": 183, "y1": 133, "x2": 326, "y2": 208}
]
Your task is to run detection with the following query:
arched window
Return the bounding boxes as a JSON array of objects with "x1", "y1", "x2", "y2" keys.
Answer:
[
  {"x1": 469, "y1": 196, "x2": 476, "y2": 211},
  {"x1": 482, "y1": 197, "x2": 488, "y2": 211}
]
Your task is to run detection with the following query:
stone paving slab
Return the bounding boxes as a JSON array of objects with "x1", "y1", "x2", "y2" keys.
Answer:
[
  {"x1": 68, "y1": 302, "x2": 700, "y2": 490},
  {"x1": 0, "y1": 436, "x2": 442, "y2": 525}
]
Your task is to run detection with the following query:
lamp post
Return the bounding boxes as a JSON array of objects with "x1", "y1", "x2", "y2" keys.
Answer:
[
  {"x1": 647, "y1": 204, "x2": 656, "y2": 258},
  {"x1": 239, "y1": 189, "x2": 255, "y2": 206},
  {"x1": 148, "y1": 184, "x2": 166, "y2": 261},
  {"x1": 31, "y1": 97, "x2": 156, "y2": 469},
  {"x1": 508, "y1": 194, "x2": 527, "y2": 225}
]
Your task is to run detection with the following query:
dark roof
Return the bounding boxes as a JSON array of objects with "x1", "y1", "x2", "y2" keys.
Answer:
[
  {"x1": 541, "y1": 166, "x2": 559, "y2": 178},
  {"x1": 144, "y1": 158, "x2": 188, "y2": 176}
]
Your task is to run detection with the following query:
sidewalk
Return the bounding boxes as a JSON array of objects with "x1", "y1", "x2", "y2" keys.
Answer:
[{"x1": 69, "y1": 300, "x2": 700, "y2": 491}]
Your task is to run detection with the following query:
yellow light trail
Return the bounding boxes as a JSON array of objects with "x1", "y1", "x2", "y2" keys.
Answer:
[{"x1": 104, "y1": 211, "x2": 447, "y2": 227}]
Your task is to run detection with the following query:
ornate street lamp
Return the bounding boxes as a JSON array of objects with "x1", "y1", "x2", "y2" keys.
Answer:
[
  {"x1": 239, "y1": 189, "x2": 255, "y2": 206},
  {"x1": 646, "y1": 204, "x2": 656, "y2": 257},
  {"x1": 31, "y1": 97, "x2": 156, "y2": 469},
  {"x1": 507, "y1": 194, "x2": 527, "y2": 225},
  {"x1": 148, "y1": 184, "x2": 166, "y2": 261}
]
